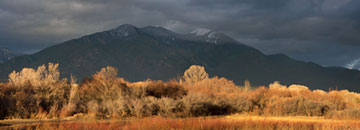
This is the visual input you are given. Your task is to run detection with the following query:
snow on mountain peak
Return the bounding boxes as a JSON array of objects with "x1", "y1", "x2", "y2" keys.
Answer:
[
  {"x1": 189, "y1": 28, "x2": 224, "y2": 44},
  {"x1": 190, "y1": 28, "x2": 212, "y2": 36},
  {"x1": 110, "y1": 24, "x2": 137, "y2": 37},
  {"x1": 345, "y1": 58, "x2": 360, "y2": 70}
]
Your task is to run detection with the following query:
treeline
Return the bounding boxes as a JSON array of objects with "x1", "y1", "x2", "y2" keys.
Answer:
[{"x1": 0, "y1": 63, "x2": 359, "y2": 119}]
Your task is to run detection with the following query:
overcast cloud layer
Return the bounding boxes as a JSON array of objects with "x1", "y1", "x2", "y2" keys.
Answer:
[{"x1": 0, "y1": 0, "x2": 360, "y2": 69}]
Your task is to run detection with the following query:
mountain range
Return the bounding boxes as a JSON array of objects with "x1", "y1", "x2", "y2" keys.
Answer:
[
  {"x1": 0, "y1": 24, "x2": 359, "y2": 92},
  {"x1": 0, "y1": 48, "x2": 23, "y2": 63}
]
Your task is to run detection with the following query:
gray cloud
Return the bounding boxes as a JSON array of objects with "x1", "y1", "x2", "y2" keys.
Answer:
[{"x1": 0, "y1": 0, "x2": 360, "y2": 69}]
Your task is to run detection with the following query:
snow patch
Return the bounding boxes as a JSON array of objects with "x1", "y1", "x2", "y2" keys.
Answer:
[
  {"x1": 345, "y1": 58, "x2": 360, "y2": 70},
  {"x1": 110, "y1": 25, "x2": 136, "y2": 37},
  {"x1": 190, "y1": 28, "x2": 221, "y2": 44},
  {"x1": 110, "y1": 28, "x2": 129, "y2": 37},
  {"x1": 208, "y1": 32, "x2": 217, "y2": 38},
  {"x1": 206, "y1": 39, "x2": 218, "y2": 44},
  {"x1": 206, "y1": 32, "x2": 220, "y2": 44},
  {"x1": 191, "y1": 28, "x2": 211, "y2": 36}
]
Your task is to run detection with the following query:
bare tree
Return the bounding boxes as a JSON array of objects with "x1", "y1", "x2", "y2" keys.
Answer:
[
  {"x1": 93, "y1": 66, "x2": 118, "y2": 82},
  {"x1": 8, "y1": 63, "x2": 60, "y2": 87},
  {"x1": 183, "y1": 65, "x2": 209, "y2": 85}
]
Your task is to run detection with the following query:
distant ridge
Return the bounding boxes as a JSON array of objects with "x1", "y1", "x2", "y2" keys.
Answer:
[
  {"x1": 0, "y1": 24, "x2": 359, "y2": 92},
  {"x1": 0, "y1": 48, "x2": 23, "y2": 63}
]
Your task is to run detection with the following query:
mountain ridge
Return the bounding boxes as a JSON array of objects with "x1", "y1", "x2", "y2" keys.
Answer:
[
  {"x1": 0, "y1": 24, "x2": 359, "y2": 92},
  {"x1": 0, "y1": 48, "x2": 23, "y2": 63}
]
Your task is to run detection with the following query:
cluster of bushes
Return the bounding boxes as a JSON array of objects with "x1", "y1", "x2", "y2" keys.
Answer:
[
  {"x1": 0, "y1": 63, "x2": 70, "y2": 119},
  {"x1": 0, "y1": 64, "x2": 360, "y2": 120},
  {"x1": 262, "y1": 82, "x2": 360, "y2": 118}
]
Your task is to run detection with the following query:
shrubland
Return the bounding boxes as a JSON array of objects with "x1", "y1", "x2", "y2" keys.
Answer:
[{"x1": 0, "y1": 64, "x2": 359, "y2": 120}]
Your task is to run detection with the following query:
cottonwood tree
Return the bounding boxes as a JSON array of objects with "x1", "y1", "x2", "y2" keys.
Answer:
[
  {"x1": 183, "y1": 65, "x2": 209, "y2": 84},
  {"x1": 8, "y1": 63, "x2": 60, "y2": 87},
  {"x1": 92, "y1": 66, "x2": 118, "y2": 88}
]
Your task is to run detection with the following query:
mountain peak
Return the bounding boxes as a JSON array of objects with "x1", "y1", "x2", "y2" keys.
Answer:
[
  {"x1": 189, "y1": 28, "x2": 236, "y2": 45},
  {"x1": 110, "y1": 24, "x2": 138, "y2": 37}
]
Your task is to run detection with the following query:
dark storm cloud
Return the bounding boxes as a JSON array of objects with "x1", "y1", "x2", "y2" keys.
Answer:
[
  {"x1": 1, "y1": 0, "x2": 359, "y2": 44},
  {"x1": 188, "y1": 0, "x2": 360, "y2": 44},
  {"x1": 0, "y1": 0, "x2": 360, "y2": 68}
]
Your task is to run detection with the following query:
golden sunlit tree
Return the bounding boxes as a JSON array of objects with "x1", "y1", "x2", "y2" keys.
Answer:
[
  {"x1": 183, "y1": 65, "x2": 209, "y2": 85},
  {"x1": 8, "y1": 63, "x2": 60, "y2": 87}
]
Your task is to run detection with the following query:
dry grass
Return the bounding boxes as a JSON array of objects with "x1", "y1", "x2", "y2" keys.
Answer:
[{"x1": 1, "y1": 115, "x2": 360, "y2": 130}]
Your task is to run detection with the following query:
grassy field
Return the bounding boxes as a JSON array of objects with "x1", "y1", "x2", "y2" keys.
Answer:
[{"x1": 1, "y1": 115, "x2": 360, "y2": 130}]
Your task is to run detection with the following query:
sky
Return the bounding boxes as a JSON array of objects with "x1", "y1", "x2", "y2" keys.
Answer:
[{"x1": 0, "y1": 0, "x2": 360, "y2": 69}]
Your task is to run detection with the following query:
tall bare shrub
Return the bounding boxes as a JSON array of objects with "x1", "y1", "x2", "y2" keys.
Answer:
[
  {"x1": 182, "y1": 65, "x2": 209, "y2": 85},
  {"x1": 8, "y1": 63, "x2": 60, "y2": 87}
]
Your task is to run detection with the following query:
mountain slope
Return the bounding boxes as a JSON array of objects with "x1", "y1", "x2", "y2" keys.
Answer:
[
  {"x1": 0, "y1": 24, "x2": 359, "y2": 92},
  {"x1": 0, "y1": 48, "x2": 23, "y2": 63}
]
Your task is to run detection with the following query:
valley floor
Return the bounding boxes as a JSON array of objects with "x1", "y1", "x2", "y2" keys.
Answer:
[{"x1": 1, "y1": 115, "x2": 359, "y2": 130}]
